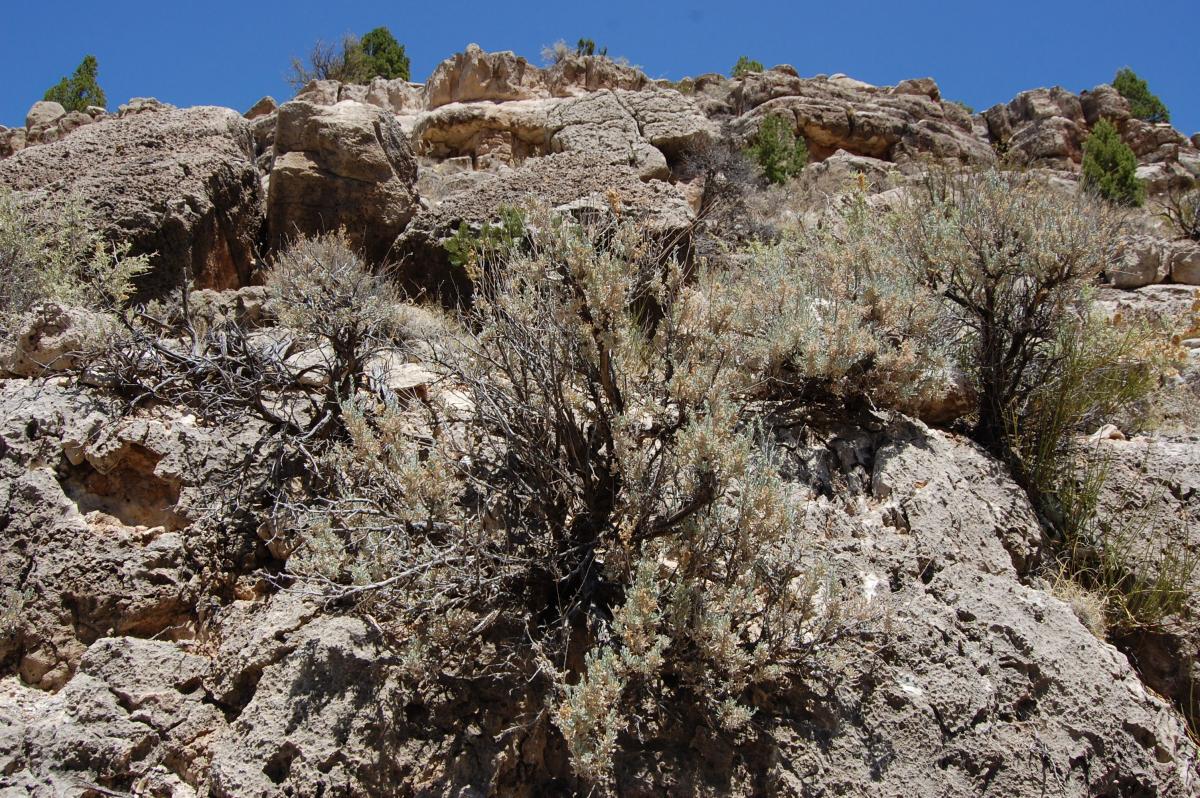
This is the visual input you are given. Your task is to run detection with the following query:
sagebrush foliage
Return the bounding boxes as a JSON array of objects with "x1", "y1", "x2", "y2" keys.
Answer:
[
  {"x1": 0, "y1": 189, "x2": 148, "y2": 337},
  {"x1": 283, "y1": 203, "x2": 928, "y2": 783}
]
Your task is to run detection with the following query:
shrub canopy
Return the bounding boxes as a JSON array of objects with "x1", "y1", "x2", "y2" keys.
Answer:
[
  {"x1": 732, "y1": 56, "x2": 764, "y2": 77},
  {"x1": 1081, "y1": 118, "x2": 1145, "y2": 207},
  {"x1": 747, "y1": 114, "x2": 808, "y2": 184},
  {"x1": 43, "y1": 55, "x2": 106, "y2": 113},
  {"x1": 1113, "y1": 67, "x2": 1170, "y2": 124}
]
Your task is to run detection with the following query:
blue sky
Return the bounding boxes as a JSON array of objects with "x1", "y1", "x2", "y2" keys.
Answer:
[{"x1": 2, "y1": 0, "x2": 1197, "y2": 135}]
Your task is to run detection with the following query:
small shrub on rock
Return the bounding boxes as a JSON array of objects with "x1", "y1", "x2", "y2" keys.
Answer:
[
  {"x1": 0, "y1": 188, "x2": 147, "y2": 339},
  {"x1": 893, "y1": 169, "x2": 1129, "y2": 449},
  {"x1": 1157, "y1": 184, "x2": 1200, "y2": 241},
  {"x1": 747, "y1": 114, "x2": 808, "y2": 185},
  {"x1": 1081, "y1": 118, "x2": 1145, "y2": 207},
  {"x1": 731, "y1": 56, "x2": 764, "y2": 77}
]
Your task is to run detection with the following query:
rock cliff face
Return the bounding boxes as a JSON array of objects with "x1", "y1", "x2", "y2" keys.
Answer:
[
  {"x1": 0, "y1": 105, "x2": 264, "y2": 297},
  {"x1": 2, "y1": 44, "x2": 1200, "y2": 797}
]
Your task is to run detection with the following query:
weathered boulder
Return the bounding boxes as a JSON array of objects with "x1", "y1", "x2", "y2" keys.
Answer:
[
  {"x1": 1170, "y1": 241, "x2": 1200, "y2": 285},
  {"x1": 890, "y1": 77, "x2": 941, "y2": 101},
  {"x1": 1081, "y1": 84, "x2": 1130, "y2": 126},
  {"x1": 0, "y1": 106, "x2": 264, "y2": 296},
  {"x1": 412, "y1": 98, "x2": 555, "y2": 165},
  {"x1": 24, "y1": 101, "x2": 65, "y2": 130},
  {"x1": 0, "y1": 303, "x2": 112, "y2": 377},
  {"x1": 365, "y1": 76, "x2": 423, "y2": 114},
  {"x1": 268, "y1": 99, "x2": 418, "y2": 262},
  {"x1": 614, "y1": 88, "x2": 718, "y2": 157},
  {"x1": 549, "y1": 90, "x2": 669, "y2": 178},
  {"x1": 1108, "y1": 235, "x2": 1170, "y2": 289},
  {"x1": 0, "y1": 127, "x2": 26, "y2": 158},
  {"x1": 244, "y1": 95, "x2": 277, "y2": 119},
  {"x1": 731, "y1": 75, "x2": 994, "y2": 164},
  {"x1": 544, "y1": 53, "x2": 650, "y2": 96},
  {"x1": 425, "y1": 44, "x2": 544, "y2": 109},
  {"x1": 117, "y1": 96, "x2": 175, "y2": 117}
]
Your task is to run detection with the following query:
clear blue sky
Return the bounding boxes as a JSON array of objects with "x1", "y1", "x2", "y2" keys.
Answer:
[{"x1": 2, "y1": 0, "x2": 1197, "y2": 135}]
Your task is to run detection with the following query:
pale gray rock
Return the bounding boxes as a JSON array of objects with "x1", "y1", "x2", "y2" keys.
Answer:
[
  {"x1": 268, "y1": 99, "x2": 418, "y2": 262},
  {"x1": 549, "y1": 90, "x2": 668, "y2": 178},
  {"x1": 244, "y1": 95, "x2": 277, "y2": 119},
  {"x1": 425, "y1": 44, "x2": 544, "y2": 109},
  {"x1": 1, "y1": 302, "x2": 113, "y2": 377},
  {"x1": 24, "y1": 100, "x2": 65, "y2": 130},
  {"x1": 1109, "y1": 235, "x2": 1170, "y2": 289},
  {"x1": 1170, "y1": 240, "x2": 1200, "y2": 285},
  {"x1": 0, "y1": 106, "x2": 263, "y2": 296}
]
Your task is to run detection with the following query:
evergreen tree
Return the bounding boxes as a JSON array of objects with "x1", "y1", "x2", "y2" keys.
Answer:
[
  {"x1": 1081, "y1": 118, "x2": 1145, "y2": 207},
  {"x1": 732, "y1": 56, "x2": 764, "y2": 78},
  {"x1": 1112, "y1": 67, "x2": 1170, "y2": 124},
  {"x1": 43, "y1": 55, "x2": 106, "y2": 113},
  {"x1": 747, "y1": 114, "x2": 809, "y2": 184},
  {"x1": 360, "y1": 27, "x2": 410, "y2": 81}
]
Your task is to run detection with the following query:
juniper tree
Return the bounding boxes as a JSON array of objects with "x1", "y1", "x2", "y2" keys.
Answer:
[{"x1": 43, "y1": 55, "x2": 106, "y2": 112}]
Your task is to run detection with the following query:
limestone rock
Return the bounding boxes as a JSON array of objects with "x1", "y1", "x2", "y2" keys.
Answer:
[
  {"x1": 244, "y1": 95, "x2": 277, "y2": 119},
  {"x1": 0, "y1": 127, "x2": 26, "y2": 158},
  {"x1": 1109, "y1": 235, "x2": 1170, "y2": 289},
  {"x1": 544, "y1": 53, "x2": 650, "y2": 96},
  {"x1": 614, "y1": 88, "x2": 718, "y2": 157},
  {"x1": 731, "y1": 75, "x2": 994, "y2": 164},
  {"x1": 117, "y1": 97, "x2": 174, "y2": 116},
  {"x1": 1091, "y1": 433, "x2": 1200, "y2": 731},
  {"x1": 1081, "y1": 84, "x2": 1130, "y2": 125},
  {"x1": 365, "y1": 76, "x2": 423, "y2": 114},
  {"x1": 0, "y1": 380, "x2": 270, "y2": 690},
  {"x1": 268, "y1": 100, "x2": 418, "y2": 262},
  {"x1": 24, "y1": 100, "x2": 65, "y2": 130},
  {"x1": 0, "y1": 106, "x2": 264, "y2": 297},
  {"x1": 549, "y1": 90, "x2": 668, "y2": 178},
  {"x1": 412, "y1": 98, "x2": 555, "y2": 164},
  {"x1": 1169, "y1": 240, "x2": 1200, "y2": 285},
  {"x1": 890, "y1": 77, "x2": 940, "y2": 101},
  {"x1": 425, "y1": 44, "x2": 544, "y2": 109},
  {"x1": 1, "y1": 303, "x2": 113, "y2": 377},
  {"x1": 395, "y1": 152, "x2": 694, "y2": 301}
]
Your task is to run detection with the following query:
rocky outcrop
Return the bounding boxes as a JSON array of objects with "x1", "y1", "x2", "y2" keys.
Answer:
[
  {"x1": 1, "y1": 410, "x2": 1195, "y2": 795},
  {"x1": 425, "y1": 44, "x2": 544, "y2": 109},
  {"x1": 986, "y1": 84, "x2": 1200, "y2": 171},
  {"x1": 728, "y1": 73, "x2": 995, "y2": 164},
  {"x1": 1107, "y1": 237, "x2": 1200, "y2": 289},
  {"x1": 395, "y1": 151, "x2": 695, "y2": 300},
  {"x1": 0, "y1": 380, "x2": 270, "y2": 691},
  {"x1": 1, "y1": 100, "x2": 109, "y2": 158},
  {"x1": 1091, "y1": 433, "x2": 1200, "y2": 738},
  {"x1": 0, "y1": 105, "x2": 263, "y2": 297},
  {"x1": 267, "y1": 99, "x2": 418, "y2": 262}
]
